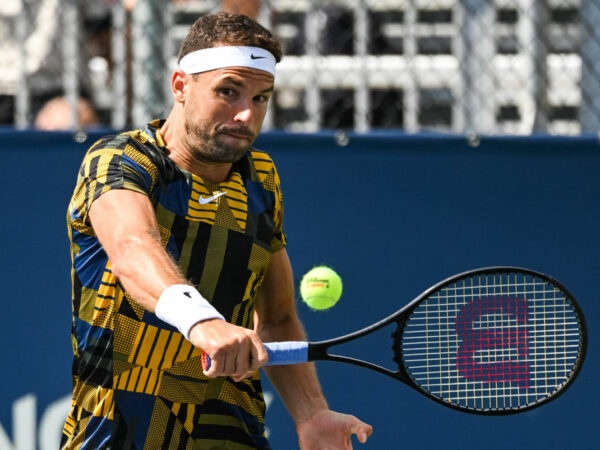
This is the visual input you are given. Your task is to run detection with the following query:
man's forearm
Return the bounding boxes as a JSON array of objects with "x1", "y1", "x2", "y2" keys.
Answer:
[
  {"x1": 264, "y1": 363, "x2": 328, "y2": 424},
  {"x1": 258, "y1": 314, "x2": 329, "y2": 424}
]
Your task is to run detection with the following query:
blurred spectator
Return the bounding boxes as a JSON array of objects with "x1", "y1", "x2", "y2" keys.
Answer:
[
  {"x1": 170, "y1": 0, "x2": 260, "y2": 19},
  {"x1": 34, "y1": 95, "x2": 99, "y2": 130},
  {"x1": 0, "y1": 0, "x2": 63, "y2": 124},
  {"x1": 219, "y1": 0, "x2": 260, "y2": 19},
  {"x1": 0, "y1": 0, "x2": 110, "y2": 126},
  {"x1": 1, "y1": 0, "x2": 261, "y2": 127}
]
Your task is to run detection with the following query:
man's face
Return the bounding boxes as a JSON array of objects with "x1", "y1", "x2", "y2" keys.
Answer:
[{"x1": 180, "y1": 67, "x2": 275, "y2": 164}]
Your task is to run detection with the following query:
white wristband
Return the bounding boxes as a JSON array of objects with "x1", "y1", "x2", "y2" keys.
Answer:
[{"x1": 155, "y1": 284, "x2": 225, "y2": 340}]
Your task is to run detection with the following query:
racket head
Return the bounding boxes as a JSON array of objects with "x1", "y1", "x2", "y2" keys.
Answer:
[{"x1": 396, "y1": 267, "x2": 587, "y2": 415}]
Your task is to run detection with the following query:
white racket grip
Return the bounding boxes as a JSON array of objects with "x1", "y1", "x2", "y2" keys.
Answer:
[{"x1": 201, "y1": 341, "x2": 309, "y2": 371}]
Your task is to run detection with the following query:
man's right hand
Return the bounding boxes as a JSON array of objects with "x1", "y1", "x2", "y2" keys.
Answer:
[{"x1": 189, "y1": 319, "x2": 268, "y2": 381}]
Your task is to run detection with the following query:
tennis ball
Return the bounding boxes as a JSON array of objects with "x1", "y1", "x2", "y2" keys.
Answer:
[{"x1": 300, "y1": 266, "x2": 343, "y2": 310}]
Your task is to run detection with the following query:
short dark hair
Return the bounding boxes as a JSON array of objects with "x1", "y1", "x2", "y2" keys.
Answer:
[{"x1": 178, "y1": 12, "x2": 283, "y2": 63}]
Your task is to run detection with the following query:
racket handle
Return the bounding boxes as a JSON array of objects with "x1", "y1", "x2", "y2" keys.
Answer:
[{"x1": 201, "y1": 341, "x2": 309, "y2": 370}]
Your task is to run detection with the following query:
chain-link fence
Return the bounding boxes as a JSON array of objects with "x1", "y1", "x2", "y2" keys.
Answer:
[{"x1": 2, "y1": 0, "x2": 600, "y2": 135}]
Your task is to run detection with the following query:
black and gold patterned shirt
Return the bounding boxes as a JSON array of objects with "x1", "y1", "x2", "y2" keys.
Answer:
[{"x1": 61, "y1": 120, "x2": 285, "y2": 449}]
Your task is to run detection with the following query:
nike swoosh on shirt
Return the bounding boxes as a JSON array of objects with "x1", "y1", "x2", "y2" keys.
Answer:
[{"x1": 199, "y1": 191, "x2": 227, "y2": 205}]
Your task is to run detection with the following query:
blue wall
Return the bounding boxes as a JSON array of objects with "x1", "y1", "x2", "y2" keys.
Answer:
[{"x1": 1, "y1": 130, "x2": 598, "y2": 449}]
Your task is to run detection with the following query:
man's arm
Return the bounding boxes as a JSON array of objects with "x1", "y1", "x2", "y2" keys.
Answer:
[
  {"x1": 89, "y1": 188, "x2": 268, "y2": 379},
  {"x1": 89, "y1": 190, "x2": 181, "y2": 309},
  {"x1": 255, "y1": 249, "x2": 373, "y2": 449}
]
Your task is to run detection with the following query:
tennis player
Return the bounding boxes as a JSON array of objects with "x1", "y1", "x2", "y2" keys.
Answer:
[{"x1": 61, "y1": 11, "x2": 372, "y2": 449}]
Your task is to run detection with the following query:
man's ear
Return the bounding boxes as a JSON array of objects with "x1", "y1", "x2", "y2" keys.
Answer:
[{"x1": 171, "y1": 69, "x2": 187, "y2": 103}]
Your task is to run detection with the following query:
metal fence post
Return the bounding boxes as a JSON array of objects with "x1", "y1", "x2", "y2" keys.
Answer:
[
  {"x1": 460, "y1": 0, "x2": 496, "y2": 134},
  {"x1": 62, "y1": 0, "x2": 81, "y2": 130},
  {"x1": 14, "y1": 0, "x2": 31, "y2": 129},
  {"x1": 305, "y1": 4, "x2": 322, "y2": 132},
  {"x1": 403, "y1": 0, "x2": 418, "y2": 133},
  {"x1": 131, "y1": 0, "x2": 168, "y2": 127},
  {"x1": 580, "y1": 1, "x2": 600, "y2": 133},
  {"x1": 354, "y1": 0, "x2": 369, "y2": 133},
  {"x1": 530, "y1": 1, "x2": 550, "y2": 133},
  {"x1": 111, "y1": 1, "x2": 128, "y2": 130}
]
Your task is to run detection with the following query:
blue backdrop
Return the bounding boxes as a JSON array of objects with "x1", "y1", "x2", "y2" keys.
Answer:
[{"x1": 0, "y1": 129, "x2": 598, "y2": 449}]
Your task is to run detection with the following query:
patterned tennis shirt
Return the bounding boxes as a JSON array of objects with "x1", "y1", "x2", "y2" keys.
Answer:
[{"x1": 61, "y1": 120, "x2": 285, "y2": 449}]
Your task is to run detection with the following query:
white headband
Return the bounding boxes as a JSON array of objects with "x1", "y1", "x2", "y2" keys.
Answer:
[{"x1": 179, "y1": 46, "x2": 277, "y2": 76}]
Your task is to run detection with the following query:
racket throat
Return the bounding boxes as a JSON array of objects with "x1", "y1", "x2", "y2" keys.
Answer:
[{"x1": 307, "y1": 343, "x2": 328, "y2": 361}]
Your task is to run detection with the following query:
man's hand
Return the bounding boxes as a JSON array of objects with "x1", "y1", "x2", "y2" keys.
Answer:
[
  {"x1": 297, "y1": 409, "x2": 373, "y2": 450},
  {"x1": 189, "y1": 319, "x2": 269, "y2": 381}
]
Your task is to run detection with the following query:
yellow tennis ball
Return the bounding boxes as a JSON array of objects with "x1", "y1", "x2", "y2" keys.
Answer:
[{"x1": 300, "y1": 266, "x2": 343, "y2": 310}]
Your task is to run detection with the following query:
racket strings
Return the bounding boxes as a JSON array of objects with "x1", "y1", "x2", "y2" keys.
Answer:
[{"x1": 401, "y1": 271, "x2": 584, "y2": 412}]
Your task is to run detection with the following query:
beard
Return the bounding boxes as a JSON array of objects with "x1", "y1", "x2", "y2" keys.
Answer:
[{"x1": 183, "y1": 116, "x2": 254, "y2": 164}]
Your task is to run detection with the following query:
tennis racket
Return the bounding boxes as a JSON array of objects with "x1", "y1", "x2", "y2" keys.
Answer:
[{"x1": 203, "y1": 267, "x2": 587, "y2": 415}]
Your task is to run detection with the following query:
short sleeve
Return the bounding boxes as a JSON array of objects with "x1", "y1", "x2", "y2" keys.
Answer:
[{"x1": 68, "y1": 133, "x2": 159, "y2": 231}]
